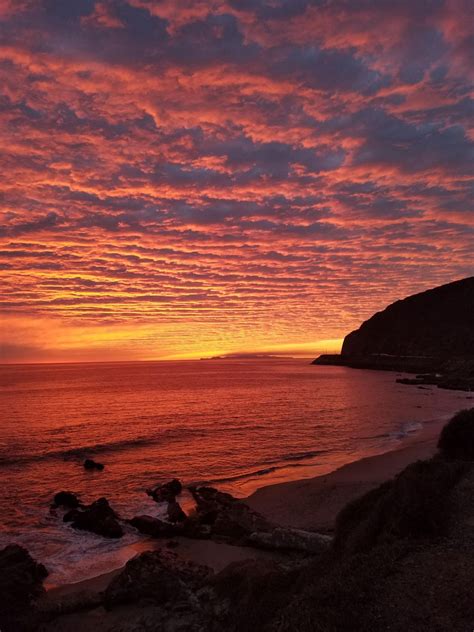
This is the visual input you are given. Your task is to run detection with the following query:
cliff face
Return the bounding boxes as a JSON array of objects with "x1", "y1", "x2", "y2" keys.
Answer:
[
  {"x1": 341, "y1": 276, "x2": 474, "y2": 360},
  {"x1": 313, "y1": 277, "x2": 474, "y2": 389}
]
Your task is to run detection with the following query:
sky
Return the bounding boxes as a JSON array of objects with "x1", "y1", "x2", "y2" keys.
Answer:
[{"x1": 0, "y1": 0, "x2": 473, "y2": 363}]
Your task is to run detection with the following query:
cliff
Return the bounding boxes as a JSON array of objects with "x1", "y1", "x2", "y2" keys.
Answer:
[{"x1": 313, "y1": 276, "x2": 474, "y2": 390}]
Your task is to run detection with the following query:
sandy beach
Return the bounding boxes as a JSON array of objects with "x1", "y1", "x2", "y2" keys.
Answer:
[
  {"x1": 246, "y1": 419, "x2": 445, "y2": 532},
  {"x1": 44, "y1": 418, "x2": 446, "y2": 599}
]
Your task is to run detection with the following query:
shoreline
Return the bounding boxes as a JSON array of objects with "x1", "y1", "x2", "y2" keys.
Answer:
[
  {"x1": 44, "y1": 418, "x2": 445, "y2": 596},
  {"x1": 246, "y1": 417, "x2": 444, "y2": 531}
]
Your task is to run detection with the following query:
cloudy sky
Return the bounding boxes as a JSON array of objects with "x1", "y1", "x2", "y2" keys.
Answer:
[{"x1": 1, "y1": 0, "x2": 473, "y2": 362}]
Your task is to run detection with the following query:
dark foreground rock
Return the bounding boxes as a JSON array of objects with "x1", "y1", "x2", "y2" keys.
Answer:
[
  {"x1": 104, "y1": 549, "x2": 212, "y2": 609},
  {"x1": 83, "y1": 458, "x2": 104, "y2": 470},
  {"x1": 64, "y1": 497, "x2": 123, "y2": 538},
  {"x1": 167, "y1": 500, "x2": 187, "y2": 523},
  {"x1": 189, "y1": 486, "x2": 273, "y2": 540},
  {"x1": 248, "y1": 527, "x2": 332, "y2": 553},
  {"x1": 128, "y1": 515, "x2": 177, "y2": 538},
  {"x1": 0, "y1": 544, "x2": 48, "y2": 632}
]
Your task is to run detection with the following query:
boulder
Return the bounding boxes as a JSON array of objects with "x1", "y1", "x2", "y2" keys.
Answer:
[
  {"x1": 83, "y1": 458, "x2": 104, "y2": 471},
  {"x1": 53, "y1": 491, "x2": 81, "y2": 508},
  {"x1": 64, "y1": 497, "x2": 123, "y2": 539},
  {"x1": 211, "y1": 558, "x2": 282, "y2": 603},
  {"x1": 167, "y1": 500, "x2": 186, "y2": 523},
  {"x1": 146, "y1": 478, "x2": 182, "y2": 503},
  {"x1": 248, "y1": 527, "x2": 332, "y2": 553},
  {"x1": 189, "y1": 486, "x2": 273, "y2": 540},
  {"x1": 182, "y1": 518, "x2": 212, "y2": 540},
  {"x1": 104, "y1": 549, "x2": 212, "y2": 609},
  {"x1": 128, "y1": 515, "x2": 177, "y2": 538},
  {"x1": 0, "y1": 544, "x2": 48, "y2": 617}
]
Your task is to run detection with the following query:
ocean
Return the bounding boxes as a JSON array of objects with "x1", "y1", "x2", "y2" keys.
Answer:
[{"x1": 0, "y1": 359, "x2": 470, "y2": 585}]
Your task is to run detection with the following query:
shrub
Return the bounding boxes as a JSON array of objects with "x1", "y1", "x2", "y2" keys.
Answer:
[
  {"x1": 334, "y1": 458, "x2": 468, "y2": 553},
  {"x1": 437, "y1": 408, "x2": 474, "y2": 461}
]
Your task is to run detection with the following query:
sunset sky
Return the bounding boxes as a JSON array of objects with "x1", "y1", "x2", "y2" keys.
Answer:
[{"x1": 1, "y1": 0, "x2": 473, "y2": 363}]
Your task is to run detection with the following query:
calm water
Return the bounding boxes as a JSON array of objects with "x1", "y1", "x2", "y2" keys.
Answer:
[{"x1": 0, "y1": 359, "x2": 470, "y2": 584}]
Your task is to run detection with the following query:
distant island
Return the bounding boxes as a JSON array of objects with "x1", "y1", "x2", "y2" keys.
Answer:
[
  {"x1": 202, "y1": 353, "x2": 293, "y2": 360},
  {"x1": 313, "y1": 276, "x2": 474, "y2": 391}
]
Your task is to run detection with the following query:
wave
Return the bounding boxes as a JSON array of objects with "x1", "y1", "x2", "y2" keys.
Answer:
[
  {"x1": 0, "y1": 427, "x2": 204, "y2": 467},
  {"x1": 194, "y1": 449, "x2": 328, "y2": 486},
  {"x1": 357, "y1": 420, "x2": 424, "y2": 442}
]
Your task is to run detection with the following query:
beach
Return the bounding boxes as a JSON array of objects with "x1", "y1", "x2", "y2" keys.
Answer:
[
  {"x1": 247, "y1": 417, "x2": 444, "y2": 532},
  {"x1": 44, "y1": 417, "x2": 445, "y2": 599}
]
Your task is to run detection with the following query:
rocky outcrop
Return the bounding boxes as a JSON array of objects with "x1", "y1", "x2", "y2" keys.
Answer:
[
  {"x1": 53, "y1": 491, "x2": 81, "y2": 509},
  {"x1": 104, "y1": 549, "x2": 212, "y2": 609},
  {"x1": 313, "y1": 277, "x2": 474, "y2": 391},
  {"x1": 83, "y1": 458, "x2": 104, "y2": 471},
  {"x1": 167, "y1": 500, "x2": 186, "y2": 523},
  {"x1": 189, "y1": 486, "x2": 274, "y2": 540},
  {"x1": 146, "y1": 478, "x2": 182, "y2": 503},
  {"x1": 128, "y1": 515, "x2": 176, "y2": 538},
  {"x1": 64, "y1": 497, "x2": 123, "y2": 539},
  {"x1": 248, "y1": 527, "x2": 332, "y2": 553},
  {"x1": 0, "y1": 545, "x2": 48, "y2": 631}
]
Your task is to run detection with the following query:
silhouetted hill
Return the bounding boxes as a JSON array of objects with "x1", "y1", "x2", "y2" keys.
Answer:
[
  {"x1": 342, "y1": 276, "x2": 474, "y2": 359},
  {"x1": 313, "y1": 277, "x2": 474, "y2": 390}
]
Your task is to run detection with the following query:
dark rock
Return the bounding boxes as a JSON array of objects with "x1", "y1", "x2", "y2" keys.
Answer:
[
  {"x1": 248, "y1": 527, "x2": 332, "y2": 553},
  {"x1": 104, "y1": 549, "x2": 211, "y2": 609},
  {"x1": 182, "y1": 517, "x2": 212, "y2": 539},
  {"x1": 167, "y1": 500, "x2": 186, "y2": 523},
  {"x1": 128, "y1": 515, "x2": 177, "y2": 538},
  {"x1": 37, "y1": 589, "x2": 102, "y2": 617},
  {"x1": 63, "y1": 509, "x2": 80, "y2": 523},
  {"x1": 0, "y1": 544, "x2": 48, "y2": 629},
  {"x1": 53, "y1": 491, "x2": 80, "y2": 508},
  {"x1": 83, "y1": 458, "x2": 104, "y2": 471},
  {"x1": 65, "y1": 497, "x2": 123, "y2": 539},
  {"x1": 146, "y1": 478, "x2": 182, "y2": 503},
  {"x1": 211, "y1": 558, "x2": 282, "y2": 603},
  {"x1": 189, "y1": 486, "x2": 273, "y2": 541}
]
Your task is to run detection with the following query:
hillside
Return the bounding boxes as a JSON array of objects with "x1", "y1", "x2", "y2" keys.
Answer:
[{"x1": 314, "y1": 277, "x2": 474, "y2": 390}]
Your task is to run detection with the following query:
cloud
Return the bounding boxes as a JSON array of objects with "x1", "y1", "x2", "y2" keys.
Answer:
[{"x1": 0, "y1": 0, "x2": 473, "y2": 361}]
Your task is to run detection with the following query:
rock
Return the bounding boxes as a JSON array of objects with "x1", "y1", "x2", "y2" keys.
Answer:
[
  {"x1": 128, "y1": 515, "x2": 177, "y2": 538},
  {"x1": 64, "y1": 497, "x2": 123, "y2": 539},
  {"x1": 211, "y1": 558, "x2": 282, "y2": 603},
  {"x1": 0, "y1": 544, "x2": 48, "y2": 619},
  {"x1": 182, "y1": 518, "x2": 212, "y2": 539},
  {"x1": 104, "y1": 549, "x2": 212, "y2": 609},
  {"x1": 189, "y1": 486, "x2": 273, "y2": 541},
  {"x1": 247, "y1": 527, "x2": 332, "y2": 553},
  {"x1": 53, "y1": 491, "x2": 80, "y2": 508},
  {"x1": 83, "y1": 458, "x2": 104, "y2": 471},
  {"x1": 167, "y1": 500, "x2": 186, "y2": 523},
  {"x1": 38, "y1": 589, "x2": 102, "y2": 617},
  {"x1": 146, "y1": 478, "x2": 182, "y2": 503}
]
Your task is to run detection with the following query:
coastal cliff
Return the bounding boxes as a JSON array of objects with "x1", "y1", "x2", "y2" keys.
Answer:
[{"x1": 313, "y1": 276, "x2": 474, "y2": 390}]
